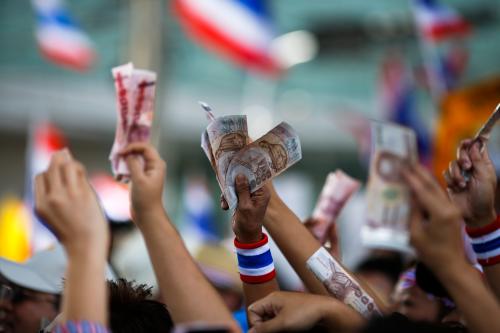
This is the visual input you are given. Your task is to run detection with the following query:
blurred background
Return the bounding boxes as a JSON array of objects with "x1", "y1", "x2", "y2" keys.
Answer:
[{"x1": 1, "y1": 0, "x2": 500, "y2": 293}]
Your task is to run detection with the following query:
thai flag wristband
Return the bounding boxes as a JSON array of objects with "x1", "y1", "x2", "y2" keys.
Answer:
[
  {"x1": 234, "y1": 233, "x2": 276, "y2": 284},
  {"x1": 466, "y1": 216, "x2": 500, "y2": 266}
]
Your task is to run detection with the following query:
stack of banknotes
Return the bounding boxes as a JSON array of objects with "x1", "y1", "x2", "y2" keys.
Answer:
[
  {"x1": 200, "y1": 103, "x2": 302, "y2": 210},
  {"x1": 109, "y1": 63, "x2": 157, "y2": 181},
  {"x1": 363, "y1": 121, "x2": 418, "y2": 252}
]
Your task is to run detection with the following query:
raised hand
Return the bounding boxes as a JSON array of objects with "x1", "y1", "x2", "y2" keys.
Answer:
[
  {"x1": 34, "y1": 149, "x2": 109, "y2": 327},
  {"x1": 444, "y1": 139, "x2": 497, "y2": 227},
  {"x1": 247, "y1": 291, "x2": 363, "y2": 333},
  {"x1": 232, "y1": 175, "x2": 271, "y2": 243},
  {"x1": 402, "y1": 164, "x2": 463, "y2": 272},
  {"x1": 120, "y1": 142, "x2": 166, "y2": 223},
  {"x1": 34, "y1": 149, "x2": 108, "y2": 255}
]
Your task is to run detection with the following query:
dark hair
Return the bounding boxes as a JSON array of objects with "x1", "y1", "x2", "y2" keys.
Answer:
[
  {"x1": 355, "y1": 255, "x2": 404, "y2": 285},
  {"x1": 108, "y1": 278, "x2": 173, "y2": 333}
]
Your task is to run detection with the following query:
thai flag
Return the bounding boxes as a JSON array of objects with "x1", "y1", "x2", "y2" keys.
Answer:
[
  {"x1": 32, "y1": 0, "x2": 96, "y2": 71},
  {"x1": 379, "y1": 53, "x2": 432, "y2": 165},
  {"x1": 174, "y1": 0, "x2": 280, "y2": 75},
  {"x1": 412, "y1": 0, "x2": 471, "y2": 42},
  {"x1": 25, "y1": 122, "x2": 67, "y2": 252}
]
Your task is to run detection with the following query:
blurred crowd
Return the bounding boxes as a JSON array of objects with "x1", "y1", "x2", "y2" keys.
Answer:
[
  {"x1": 1, "y1": 134, "x2": 500, "y2": 333},
  {"x1": 1, "y1": 0, "x2": 500, "y2": 332}
]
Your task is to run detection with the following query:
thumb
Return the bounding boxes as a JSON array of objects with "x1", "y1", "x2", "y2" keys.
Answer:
[
  {"x1": 126, "y1": 154, "x2": 144, "y2": 182},
  {"x1": 235, "y1": 174, "x2": 251, "y2": 207},
  {"x1": 470, "y1": 141, "x2": 494, "y2": 176}
]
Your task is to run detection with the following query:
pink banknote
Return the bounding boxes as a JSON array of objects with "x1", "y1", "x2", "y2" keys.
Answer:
[
  {"x1": 110, "y1": 63, "x2": 157, "y2": 182},
  {"x1": 311, "y1": 170, "x2": 360, "y2": 243}
]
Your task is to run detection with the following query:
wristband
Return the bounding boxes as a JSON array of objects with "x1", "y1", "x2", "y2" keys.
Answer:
[
  {"x1": 234, "y1": 233, "x2": 276, "y2": 284},
  {"x1": 466, "y1": 216, "x2": 500, "y2": 266}
]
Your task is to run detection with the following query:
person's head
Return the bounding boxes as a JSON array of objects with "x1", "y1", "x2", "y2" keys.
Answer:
[
  {"x1": 0, "y1": 246, "x2": 65, "y2": 333},
  {"x1": 391, "y1": 266, "x2": 454, "y2": 323},
  {"x1": 355, "y1": 254, "x2": 404, "y2": 302},
  {"x1": 108, "y1": 278, "x2": 173, "y2": 333}
]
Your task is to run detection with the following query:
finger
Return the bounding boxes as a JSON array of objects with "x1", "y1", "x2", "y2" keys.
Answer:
[
  {"x1": 61, "y1": 162, "x2": 84, "y2": 189},
  {"x1": 120, "y1": 143, "x2": 163, "y2": 172},
  {"x1": 412, "y1": 164, "x2": 441, "y2": 194},
  {"x1": 248, "y1": 294, "x2": 280, "y2": 326},
  {"x1": 220, "y1": 194, "x2": 229, "y2": 211},
  {"x1": 470, "y1": 141, "x2": 494, "y2": 177},
  {"x1": 46, "y1": 152, "x2": 69, "y2": 192},
  {"x1": 402, "y1": 166, "x2": 441, "y2": 211},
  {"x1": 456, "y1": 139, "x2": 473, "y2": 170},
  {"x1": 443, "y1": 169, "x2": 461, "y2": 194},
  {"x1": 253, "y1": 186, "x2": 271, "y2": 207},
  {"x1": 449, "y1": 161, "x2": 466, "y2": 189},
  {"x1": 126, "y1": 154, "x2": 145, "y2": 181},
  {"x1": 408, "y1": 199, "x2": 425, "y2": 249},
  {"x1": 235, "y1": 174, "x2": 251, "y2": 208},
  {"x1": 34, "y1": 174, "x2": 47, "y2": 215}
]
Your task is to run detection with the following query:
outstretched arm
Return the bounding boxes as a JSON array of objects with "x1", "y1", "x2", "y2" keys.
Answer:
[
  {"x1": 122, "y1": 143, "x2": 239, "y2": 330},
  {"x1": 35, "y1": 150, "x2": 109, "y2": 330},
  {"x1": 444, "y1": 139, "x2": 500, "y2": 300},
  {"x1": 230, "y1": 176, "x2": 279, "y2": 314},
  {"x1": 261, "y1": 183, "x2": 387, "y2": 314},
  {"x1": 405, "y1": 163, "x2": 500, "y2": 333}
]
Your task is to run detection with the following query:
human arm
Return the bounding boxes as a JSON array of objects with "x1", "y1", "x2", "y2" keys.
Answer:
[
  {"x1": 404, "y1": 163, "x2": 500, "y2": 333},
  {"x1": 262, "y1": 184, "x2": 328, "y2": 295},
  {"x1": 230, "y1": 175, "x2": 279, "y2": 310},
  {"x1": 247, "y1": 291, "x2": 364, "y2": 333},
  {"x1": 34, "y1": 150, "x2": 109, "y2": 328},
  {"x1": 262, "y1": 184, "x2": 386, "y2": 314},
  {"x1": 444, "y1": 139, "x2": 500, "y2": 300},
  {"x1": 122, "y1": 143, "x2": 239, "y2": 330}
]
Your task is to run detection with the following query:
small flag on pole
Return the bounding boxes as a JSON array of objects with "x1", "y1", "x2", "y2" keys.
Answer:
[
  {"x1": 412, "y1": 0, "x2": 471, "y2": 42},
  {"x1": 379, "y1": 53, "x2": 432, "y2": 165},
  {"x1": 174, "y1": 0, "x2": 280, "y2": 75},
  {"x1": 32, "y1": 0, "x2": 96, "y2": 71}
]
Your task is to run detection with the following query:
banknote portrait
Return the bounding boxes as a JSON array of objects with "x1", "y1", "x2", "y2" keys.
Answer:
[
  {"x1": 215, "y1": 133, "x2": 247, "y2": 159},
  {"x1": 258, "y1": 141, "x2": 287, "y2": 172}
]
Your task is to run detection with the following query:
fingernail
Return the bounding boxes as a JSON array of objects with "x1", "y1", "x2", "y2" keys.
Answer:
[{"x1": 460, "y1": 181, "x2": 466, "y2": 188}]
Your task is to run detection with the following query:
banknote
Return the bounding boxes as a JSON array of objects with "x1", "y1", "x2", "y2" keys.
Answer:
[
  {"x1": 109, "y1": 63, "x2": 157, "y2": 182},
  {"x1": 362, "y1": 121, "x2": 417, "y2": 252},
  {"x1": 462, "y1": 103, "x2": 500, "y2": 182},
  {"x1": 206, "y1": 115, "x2": 249, "y2": 194},
  {"x1": 200, "y1": 104, "x2": 302, "y2": 210},
  {"x1": 475, "y1": 102, "x2": 500, "y2": 142},
  {"x1": 225, "y1": 122, "x2": 302, "y2": 209},
  {"x1": 311, "y1": 170, "x2": 360, "y2": 243},
  {"x1": 307, "y1": 247, "x2": 381, "y2": 318}
]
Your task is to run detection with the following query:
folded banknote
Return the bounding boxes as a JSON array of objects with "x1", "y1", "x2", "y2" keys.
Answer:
[{"x1": 109, "y1": 63, "x2": 157, "y2": 182}]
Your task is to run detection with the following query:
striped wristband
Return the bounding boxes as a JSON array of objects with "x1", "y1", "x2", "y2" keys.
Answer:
[
  {"x1": 466, "y1": 216, "x2": 500, "y2": 266},
  {"x1": 234, "y1": 233, "x2": 276, "y2": 284}
]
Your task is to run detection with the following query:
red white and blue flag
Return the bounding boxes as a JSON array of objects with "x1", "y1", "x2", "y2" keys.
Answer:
[
  {"x1": 379, "y1": 53, "x2": 432, "y2": 165},
  {"x1": 412, "y1": 0, "x2": 470, "y2": 42},
  {"x1": 25, "y1": 122, "x2": 67, "y2": 252},
  {"x1": 174, "y1": 0, "x2": 280, "y2": 75},
  {"x1": 31, "y1": 0, "x2": 96, "y2": 71}
]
